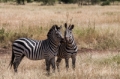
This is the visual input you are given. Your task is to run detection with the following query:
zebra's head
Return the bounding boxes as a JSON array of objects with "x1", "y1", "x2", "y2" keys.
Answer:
[
  {"x1": 47, "y1": 25, "x2": 63, "y2": 45},
  {"x1": 64, "y1": 23, "x2": 74, "y2": 43}
]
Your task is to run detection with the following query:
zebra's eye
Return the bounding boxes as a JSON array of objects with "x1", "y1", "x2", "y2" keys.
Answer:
[
  {"x1": 56, "y1": 32, "x2": 59, "y2": 36},
  {"x1": 56, "y1": 33, "x2": 59, "y2": 36},
  {"x1": 56, "y1": 32, "x2": 61, "y2": 38}
]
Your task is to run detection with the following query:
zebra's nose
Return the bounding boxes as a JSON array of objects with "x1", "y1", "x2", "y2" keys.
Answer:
[
  {"x1": 60, "y1": 38, "x2": 65, "y2": 43},
  {"x1": 65, "y1": 37, "x2": 69, "y2": 41}
]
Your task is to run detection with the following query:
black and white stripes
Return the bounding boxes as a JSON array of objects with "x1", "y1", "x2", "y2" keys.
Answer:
[
  {"x1": 56, "y1": 23, "x2": 78, "y2": 71},
  {"x1": 9, "y1": 23, "x2": 78, "y2": 75},
  {"x1": 9, "y1": 25, "x2": 63, "y2": 75}
]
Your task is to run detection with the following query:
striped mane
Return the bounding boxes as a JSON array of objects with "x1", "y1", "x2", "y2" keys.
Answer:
[
  {"x1": 47, "y1": 25, "x2": 60, "y2": 38},
  {"x1": 47, "y1": 25, "x2": 55, "y2": 37}
]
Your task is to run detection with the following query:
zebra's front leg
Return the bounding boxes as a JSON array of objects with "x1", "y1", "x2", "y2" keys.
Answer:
[
  {"x1": 50, "y1": 57, "x2": 56, "y2": 73},
  {"x1": 71, "y1": 55, "x2": 76, "y2": 70},
  {"x1": 56, "y1": 57, "x2": 62, "y2": 72},
  {"x1": 45, "y1": 59, "x2": 50, "y2": 75},
  {"x1": 65, "y1": 58, "x2": 69, "y2": 71}
]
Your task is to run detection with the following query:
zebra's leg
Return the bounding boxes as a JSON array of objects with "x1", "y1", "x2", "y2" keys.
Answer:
[
  {"x1": 13, "y1": 54, "x2": 24, "y2": 72},
  {"x1": 45, "y1": 59, "x2": 50, "y2": 75},
  {"x1": 65, "y1": 58, "x2": 69, "y2": 71},
  {"x1": 56, "y1": 57, "x2": 62, "y2": 72},
  {"x1": 71, "y1": 55, "x2": 76, "y2": 70},
  {"x1": 50, "y1": 57, "x2": 56, "y2": 73}
]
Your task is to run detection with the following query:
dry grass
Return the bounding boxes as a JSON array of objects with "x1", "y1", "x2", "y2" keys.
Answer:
[
  {"x1": 0, "y1": 3, "x2": 120, "y2": 28},
  {"x1": 0, "y1": 3, "x2": 120, "y2": 49},
  {"x1": 0, "y1": 51, "x2": 120, "y2": 79},
  {"x1": 0, "y1": 3, "x2": 120, "y2": 78}
]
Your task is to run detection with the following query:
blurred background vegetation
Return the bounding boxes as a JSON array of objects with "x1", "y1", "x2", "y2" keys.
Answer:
[
  {"x1": 0, "y1": 0, "x2": 120, "y2": 6},
  {"x1": 0, "y1": 0, "x2": 120, "y2": 50}
]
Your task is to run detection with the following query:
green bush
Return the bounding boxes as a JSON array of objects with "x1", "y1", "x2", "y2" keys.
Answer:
[
  {"x1": 101, "y1": 0, "x2": 110, "y2": 6},
  {"x1": 41, "y1": 0, "x2": 56, "y2": 5},
  {"x1": 61, "y1": 0, "x2": 76, "y2": 3},
  {"x1": 91, "y1": 0, "x2": 101, "y2": 5},
  {"x1": 0, "y1": 28, "x2": 9, "y2": 43},
  {"x1": 0, "y1": 28, "x2": 5, "y2": 43}
]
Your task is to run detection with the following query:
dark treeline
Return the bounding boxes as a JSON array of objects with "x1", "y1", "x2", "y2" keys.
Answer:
[{"x1": 0, "y1": 0, "x2": 120, "y2": 6}]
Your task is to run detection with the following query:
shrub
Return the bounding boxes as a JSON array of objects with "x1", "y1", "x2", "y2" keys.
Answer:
[
  {"x1": 61, "y1": 0, "x2": 76, "y2": 3},
  {"x1": 0, "y1": 28, "x2": 9, "y2": 42},
  {"x1": 91, "y1": 0, "x2": 101, "y2": 5},
  {"x1": 101, "y1": 0, "x2": 110, "y2": 6},
  {"x1": 41, "y1": 0, "x2": 56, "y2": 5}
]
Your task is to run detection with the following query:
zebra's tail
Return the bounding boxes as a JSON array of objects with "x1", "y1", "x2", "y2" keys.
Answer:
[{"x1": 8, "y1": 47, "x2": 15, "y2": 69}]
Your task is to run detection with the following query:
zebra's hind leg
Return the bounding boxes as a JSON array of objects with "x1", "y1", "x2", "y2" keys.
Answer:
[
  {"x1": 13, "y1": 54, "x2": 24, "y2": 72},
  {"x1": 56, "y1": 57, "x2": 62, "y2": 72},
  {"x1": 65, "y1": 58, "x2": 69, "y2": 71},
  {"x1": 45, "y1": 59, "x2": 50, "y2": 76},
  {"x1": 50, "y1": 57, "x2": 56, "y2": 73},
  {"x1": 71, "y1": 55, "x2": 76, "y2": 70}
]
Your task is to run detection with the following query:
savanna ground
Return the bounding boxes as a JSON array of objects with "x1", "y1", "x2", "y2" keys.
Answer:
[{"x1": 0, "y1": 2, "x2": 120, "y2": 79}]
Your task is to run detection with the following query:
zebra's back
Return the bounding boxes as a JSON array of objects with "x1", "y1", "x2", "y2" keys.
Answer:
[{"x1": 12, "y1": 38, "x2": 48, "y2": 60}]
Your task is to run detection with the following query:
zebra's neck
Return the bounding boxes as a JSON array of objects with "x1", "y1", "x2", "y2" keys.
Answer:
[
  {"x1": 48, "y1": 38, "x2": 60, "y2": 55},
  {"x1": 66, "y1": 37, "x2": 77, "y2": 51},
  {"x1": 66, "y1": 38, "x2": 76, "y2": 47},
  {"x1": 49, "y1": 38, "x2": 60, "y2": 47}
]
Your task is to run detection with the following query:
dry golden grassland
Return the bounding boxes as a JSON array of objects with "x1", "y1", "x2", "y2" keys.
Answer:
[
  {"x1": 0, "y1": 3, "x2": 120, "y2": 79},
  {"x1": 0, "y1": 51, "x2": 120, "y2": 79},
  {"x1": 0, "y1": 3, "x2": 120, "y2": 49}
]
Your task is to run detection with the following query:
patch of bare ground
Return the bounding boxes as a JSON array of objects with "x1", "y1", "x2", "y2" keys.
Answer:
[
  {"x1": 0, "y1": 47, "x2": 119, "y2": 57},
  {"x1": 79, "y1": 48, "x2": 120, "y2": 53},
  {"x1": 0, "y1": 48, "x2": 11, "y2": 59}
]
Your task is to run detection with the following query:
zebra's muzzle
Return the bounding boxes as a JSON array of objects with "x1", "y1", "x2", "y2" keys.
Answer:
[
  {"x1": 65, "y1": 37, "x2": 70, "y2": 42},
  {"x1": 60, "y1": 38, "x2": 65, "y2": 43}
]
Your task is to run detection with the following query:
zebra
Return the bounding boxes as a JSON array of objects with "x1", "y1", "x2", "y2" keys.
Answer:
[
  {"x1": 56, "y1": 23, "x2": 78, "y2": 71},
  {"x1": 9, "y1": 25, "x2": 63, "y2": 75}
]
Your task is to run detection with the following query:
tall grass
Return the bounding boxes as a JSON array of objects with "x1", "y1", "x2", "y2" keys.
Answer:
[
  {"x1": 0, "y1": 51, "x2": 120, "y2": 79},
  {"x1": 1, "y1": 21, "x2": 120, "y2": 50},
  {"x1": 0, "y1": 3, "x2": 120, "y2": 50},
  {"x1": 74, "y1": 25, "x2": 120, "y2": 50},
  {"x1": 0, "y1": 26, "x2": 50, "y2": 47}
]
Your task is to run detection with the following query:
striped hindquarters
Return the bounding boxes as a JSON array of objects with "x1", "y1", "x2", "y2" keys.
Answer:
[{"x1": 12, "y1": 38, "x2": 45, "y2": 60}]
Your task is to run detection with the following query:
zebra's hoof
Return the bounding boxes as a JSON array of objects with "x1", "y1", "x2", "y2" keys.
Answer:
[{"x1": 46, "y1": 72, "x2": 50, "y2": 76}]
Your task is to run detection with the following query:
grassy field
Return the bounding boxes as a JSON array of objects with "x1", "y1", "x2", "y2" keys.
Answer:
[
  {"x1": 0, "y1": 50, "x2": 120, "y2": 79},
  {"x1": 0, "y1": 3, "x2": 120, "y2": 49},
  {"x1": 0, "y1": 3, "x2": 120, "y2": 79}
]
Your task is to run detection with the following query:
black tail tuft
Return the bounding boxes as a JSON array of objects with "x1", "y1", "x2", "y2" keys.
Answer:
[{"x1": 8, "y1": 47, "x2": 14, "y2": 69}]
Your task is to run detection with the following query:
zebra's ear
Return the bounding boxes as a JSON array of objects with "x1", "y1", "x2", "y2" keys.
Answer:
[
  {"x1": 54, "y1": 25, "x2": 61, "y2": 30},
  {"x1": 59, "y1": 25, "x2": 62, "y2": 29},
  {"x1": 64, "y1": 23, "x2": 67, "y2": 29},
  {"x1": 53, "y1": 25, "x2": 57, "y2": 31},
  {"x1": 69, "y1": 25, "x2": 74, "y2": 30}
]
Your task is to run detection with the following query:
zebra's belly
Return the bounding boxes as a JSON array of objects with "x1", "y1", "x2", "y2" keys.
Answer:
[
  {"x1": 26, "y1": 56, "x2": 44, "y2": 60},
  {"x1": 25, "y1": 52, "x2": 45, "y2": 60}
]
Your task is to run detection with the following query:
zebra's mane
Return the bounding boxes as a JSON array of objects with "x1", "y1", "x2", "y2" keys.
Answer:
[{"x1": 47, "y1": 25, "x2": 60, "y2": 38}]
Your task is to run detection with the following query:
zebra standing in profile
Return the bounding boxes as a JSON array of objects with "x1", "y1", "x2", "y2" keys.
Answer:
[
  {"x1": 56, "y1": 23, "x2": 78, "y2": 71},
  {"x1": 9, "y1": 25, "x2": 63, "y2": 75}
]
